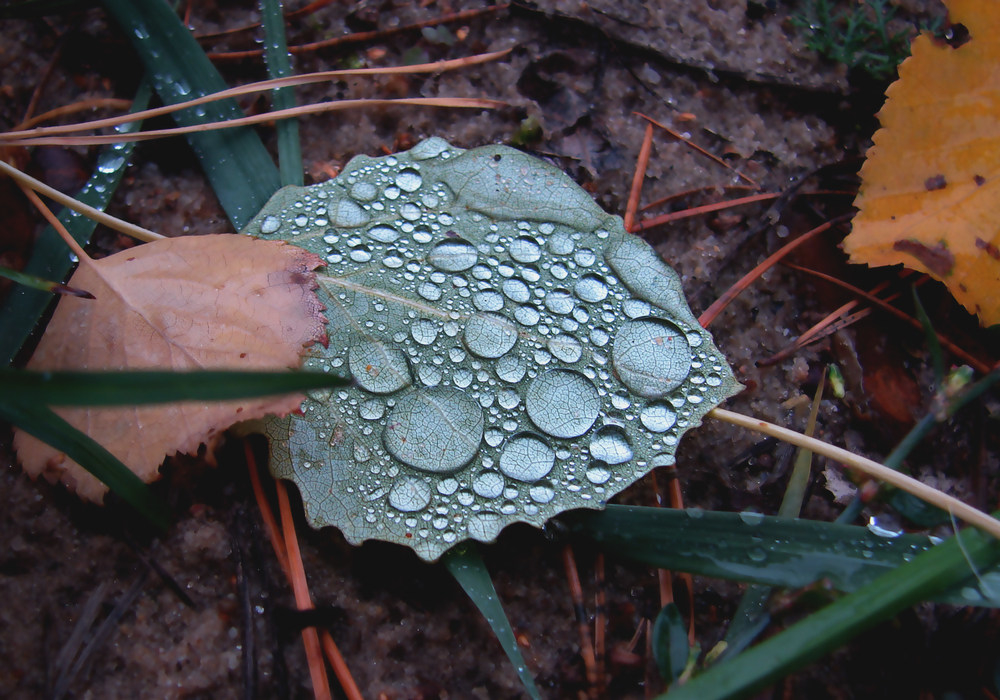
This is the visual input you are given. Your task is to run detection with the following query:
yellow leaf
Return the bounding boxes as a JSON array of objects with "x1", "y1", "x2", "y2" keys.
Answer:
[
  {"x1": 843, "y1": 0, "x2": 1000, "y2": 326},
  {"x1": 14, "y1": 234, "x2": 326, "y2": 501}
]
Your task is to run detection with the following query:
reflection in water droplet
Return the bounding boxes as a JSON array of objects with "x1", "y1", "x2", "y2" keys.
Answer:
[
  {"x1": 349, "y1": 339, "x2": 411, "y2": 394},
  {"x1": 499, "y1": 434, "x2": 555, "y2": 482},
  {"x1": 588, "y1": 426, "x2": 633, "y2": 464},
  {"x1": 349, "y1": 245, "x2": 372, "y2": 262},
  {"x1": 544, "y1": 289, "x2": 575, "y2": 315},
  {"x1": 514, "y1": 306, "x2": 541, "y2": 326},
  {"x1": 589, "y1": 327, "x2": 610, "y2": 347},
  {"x1": 417, "y1": 281, "x2": 442, "y2": 301},
  {"x1": 464, "y1": 313, "x2": 518, "y2": 359},
  {"x1": 350, "y1": 181, "x2": 377, "y2": 201},
  {"x1": 260, "y1": 216, "x2": 280, "y2": 234},
  {"x1": 574, "y1": 248, "x2": 597, "y2": 266},
  {"x1": 612, "y1": 317, "x2": 691, "y2": 398},
  {"x1": 496, "y1": 354, "x2": 527, "y2": 383},
  {"x1": 510, "y1": 236, "x2": 542, "y2": 263},
  {"x1": 382, "y1": 387, "x2": 484, "y2": 474},
  {"x1": 526, "y1": 370, "x2": 600, "y2": 438},
  {"x1": 547, "y1": 334, "x2": 583, "y2": 363},
  {"x1": 359, "y1": 398, "x2": 386, "y2": 420},
  {"x1": 438, "y1": 477, "x2": 459, "y2": 495},
  {"x1": 367, "y1": 224, "x2": 400, "y2": 242},
  {"x1": 473, "y1": 290, "x2": 504, "y2": 311},
  {"x1": 575, "y1": 274, "x2": 609, "y2": 302},
  {"x1": 640, "y1": 403, "x2": 677, "y2": 433},
  {"x1": 500, "y1": 278, "x2": 530, "y2": 303},
  {"x1": 467, "y1": 512, "x2": 503, "y2": 540},
  {"x1": 497, "y1": 388, "x2": 520, "y2": 410},
  {"x1": 295, "y1": 214, "x2": 309, "y2": 227},
  {"x1": 411, "y1": 319, "x2": 439, "y2": 345},
  {"x1": 395, "y1": 168, "x2": 423, "y2": 192},
  {"x1": 429, "y1": 238, "x2": 478, "y2": 272},
  {"x1": 529, "y1": 482, "x2": 555, "y2": 504},
  {"x1": 388, "y1": 477, "x2": 432, "y2": 512},
  {"x1": 417, "y1": 364, "x2": 442, "y2": 386},
  {"x1": 586, "y1": 463, "x2": 612, "y2": 484},
  {"x1": 473, "y1": 471, "x2": 505, "y2": 498},
  {"x1": 400, "y1": 202, "x2": 421, "y2": 221},
  {"x1": 332, "y1": 199, "x2": 370, "y2": 227}
]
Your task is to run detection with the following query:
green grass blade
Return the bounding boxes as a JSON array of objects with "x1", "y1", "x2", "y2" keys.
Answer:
[
  {"x1": 659, "y1": 519, "x2": 1000, "y2": 700},
  {"x1": 0, "y1": 266, "x2": 94, "y2": 298},
  {"x1": 259, "y1": 0, "x2": 302, "y2": 187},
  {"x1": 443, "y1": 545, "x2": 541, "y2": 700},
  {"x1": 571, "y1": 505, "x2": 999, "y2": 607},
  {"x1": 652, "y1": 603, "x2": 689, "y2": 683},
  {"x1": 0, "y1": 81, "x2": 151, "y2": 366},
  {"x1": 101, "y1": 0, "x2": 281, "y2": 229},
  {"x1": 0, "y1": 400, "x2": 170, "y2": 531},
  {"x1": 0, "y1": 369, "x2": 349, "y2": 405}
]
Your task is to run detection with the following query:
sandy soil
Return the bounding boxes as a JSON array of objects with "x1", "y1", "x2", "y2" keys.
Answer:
[{"x1": 3, "y1": 1, "x2": 998, "y2": 698}]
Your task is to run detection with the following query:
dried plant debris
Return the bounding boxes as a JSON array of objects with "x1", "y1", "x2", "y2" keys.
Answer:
[{"x1": 249, "y1": 138, "x2": 741, "y2": 560}]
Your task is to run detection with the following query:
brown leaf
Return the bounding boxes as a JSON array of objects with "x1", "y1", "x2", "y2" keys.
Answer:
[
  {"x1": 842, "y1": 0, "x2": 1000, "y2": 326},
  {"x1": 13, "y1": 234, "x2": 326, "y2": 501}
]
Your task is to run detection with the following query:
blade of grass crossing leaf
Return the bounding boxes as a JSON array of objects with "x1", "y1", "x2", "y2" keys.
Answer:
[
  {"x1": 571, "y1": 506, "x2": 1000, "y2": 607},
  {"x1": 101, "y1": 0, "x2": 281, "y2": 229},
  {"x1": 443, "y1": 545, "x2": 541, "y2": 700},
  {"x1": 0, "y1": 81, "x2": 151, "y2": 365},
  {"x1": 260, "y1": 0, "x2": 303, "y2": 187},
  {"x1": 658, "y1": 518, "x2": 1000, "y2": 700},
  {"x1": 0, "y1": 401, "x2": 169, "y2": 530},
  {"x1": 0, "y1": 369, "x2": 349, "y2": 405}
]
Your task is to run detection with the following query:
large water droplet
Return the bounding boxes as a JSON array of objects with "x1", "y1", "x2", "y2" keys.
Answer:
[
  {"x1": 640, "y1": 403, "x2": 677, "y2": 433},
  {"x1": 467, "y1": 511, "x2": 503, "y2": 540},
  {"x1": 473, "y1": 290, "x2": 504, "y2": 312},
  {"x1": 429, "y1": 238, "x2": 478, "y2": 272},
  {"x1": 473, "y1": 471, "x2": 505, "y2": 499},
  {"x1": 399, "y1": 202, "x2": 422, "y2": 221},
  {"x1": 367, "y1": 224, "x2": 400, "y2": 242},
  {"x1": 332, "y1": 198, "x2": 370, "y2": 227},
  {"x1": 528, "y1": 482, "x2": 555, "y2": 504},
  {"x1": 544, "y1": 289, "x2": 575, "y2": 315},
  {"x1": 496, "y1": 354, "x2": 527, "y2": 383},
  {"x1": 350, "y1": 181, "x2": 377, "y2": 201},
  {"x1": 349, "y1": 339, "x2": 411, "y2": 394},
  {"x1": 395, "y1": 168, "x2": 423, "y2": 192},
  {"x1": 463, "y1": 313, "x2": 518, "y2": 359},
  {"x1": 410, "y1": 319, "x2": 439, "y2": 345},
  {"x1": 585, "y1": 463, "x2": 612, "y2": 484},
  {"x1": 547, "y1": 334, "x2": 583, "y2": 363},
  {"x1": 499, "y1": 434, "x2": 554, "y2": 482},
  {"x1": 388, "y1": 477, "x2": 432, "y2": 512},
  {"x1": 588, "y1": 426, "x2": 633, "y2": 464},
  {"x1": 575, "y1": 274, "x2": 609, "y2": 303},
  {"x1": 382, "y1": 387, "x2": 484, "y2": 474},
  {"x1": 501, "y1": 278, "x2": 531, "y2": 303},
  {"x1": 260, "y1": 215, "x2": 280, "y2": 234},
  {"x1": 510, "y1": 236, "x2": 542, "y2": 263},
  {"x1": 417, "y1": 364, "x2": 442, "y2": 386},
  {"x1": 409, "y1": 137, "x2": 449, "y2": 160},
  {"x1": 526, "y1": 369, "x2": 600, "y2": 438},
  {"x1": 612, "y1": 317, "x2": 691, "y2": 398}
]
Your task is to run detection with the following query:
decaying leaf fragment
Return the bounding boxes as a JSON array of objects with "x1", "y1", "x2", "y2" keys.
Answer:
[
  {"x1": 14, "y1": 234, "x2": 326, "y2": 501},
  {"x1": 249, "y1": 137, "x2": 742, "y2": 561},
  {"x1": 843, "y1": 0, "x2": 1000, "y2": 326}
]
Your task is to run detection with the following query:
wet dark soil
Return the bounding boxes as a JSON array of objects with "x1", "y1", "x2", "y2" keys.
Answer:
[{"x1": 3, "y1": 1, "x2": 999, "y2": 699}]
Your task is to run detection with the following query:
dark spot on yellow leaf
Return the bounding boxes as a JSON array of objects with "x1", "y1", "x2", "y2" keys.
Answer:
[
  {"x1": 975, "y1": 237, "x2": 1000, "y2": 261},
  {"x1": 974, "y1": 174, "x2": 986, "y2": 186},
  {"x1": 892, "y1": 239, "x2": 955, "y2": 276},
  {"x1": 924, "y1": 174, "x2": 947, "y2": 191}
]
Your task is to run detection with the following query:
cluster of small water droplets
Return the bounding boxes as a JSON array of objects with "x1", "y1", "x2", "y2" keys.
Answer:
[{"x1": 257, "y1": 138, "x2": 741, "y2": 561}]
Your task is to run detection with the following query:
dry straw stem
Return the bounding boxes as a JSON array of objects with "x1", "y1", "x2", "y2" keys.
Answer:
[
  {"x1": 0, "y1": 159, "x2": 163, "y2": 243},
  {"x1": 0, "y1": 51, "x2": 511, "y2": 144},
  {"x1": 709, "y1": 407, "x2": 1000, "y2": 540}
]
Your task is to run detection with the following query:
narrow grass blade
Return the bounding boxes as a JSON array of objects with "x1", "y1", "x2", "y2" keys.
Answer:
[
  {"x1": 0, "y1": 401, "x2": 169, "y2": 530},
  {"x1": 101, "y1": 0, "x2": 281, "y2": 228},
  {"x1": 0, "y1": 369, "x2": 349, "y2": 405},
  {"x1": 0, "y1": 81, "x2": 150, "y2": 365},
  {"x1": 652, "y1": 603, "x2": 689, "y2": 683},
  {"x1": 571, "y1": 505, "x2": 1000, "y2": 607},
  {"x1": 0, "y1": 266, "x2": 94, "y2": 298},
  {"x1": 659, "y1": 519, "x2": 1000, "y2": 700},
  {"x1": 260, "y1": 0, "x2": 302, "y2": 186},
  {"x1": 443, "y1": 545, "x2": 541, "y2": 700}
]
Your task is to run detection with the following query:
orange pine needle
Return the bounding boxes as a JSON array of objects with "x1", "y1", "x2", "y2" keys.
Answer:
[
  {"x1": 636, "y1": 112, "x2": 759, "y2": 189},
  {"x1": 624, "y1": 123, "x2": 654, "y2": 232},
  {"x1": 276, "y1": 480, "x2": 333, "y2": 700},
  {"x1": 245, "y1": 442, "x2": 291, "y2": 578},
  {"x1": 699, "y1": 216, "x2": 849, "y2": 328},
  {"x1": 562, "y1": 545, "x2": 600, "y2": 693},
  {"x1": 635, "y1": 192, "x2": 779, "y2": 232},
  {"x1": 640, "y1": 184, "x2": 756, "y2": 212},
  {"x1": 16, "y1": 185, "x2": 90, "y2": 264}
]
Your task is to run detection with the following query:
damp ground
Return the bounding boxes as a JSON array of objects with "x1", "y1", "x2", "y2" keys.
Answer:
[{"x1": 4, "y1": 1, "x2": 998, "y2": 699}]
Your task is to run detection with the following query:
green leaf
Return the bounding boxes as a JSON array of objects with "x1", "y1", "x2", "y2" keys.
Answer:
[
  {"x1": 0, "y1": 400, "x2": 169, "y2": 530},
  {"x1": 250, "y1": 138, "x2": 741, "y2": 561},
  {"x1": 0, "y1": 80, "x2": 151, "y2": 365},
  {"x1": 0, "y1": 369, "x2": 349, "y2": 405},
  {"x1": 443, "y1": 545, "x2": 541, "y2": 700},
  {"x1": 651, "y1": 603, "x2": 689, "y2": 683},
  {"x1": 101, "y1": 0, "x2": 281, "y2": 229},
  {"x1": 571, "y1": 505, "x2": 1000, "y2": 607},
  {"x1": 659, "y1": 518, "x2": 1000, "y2": 700}
]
